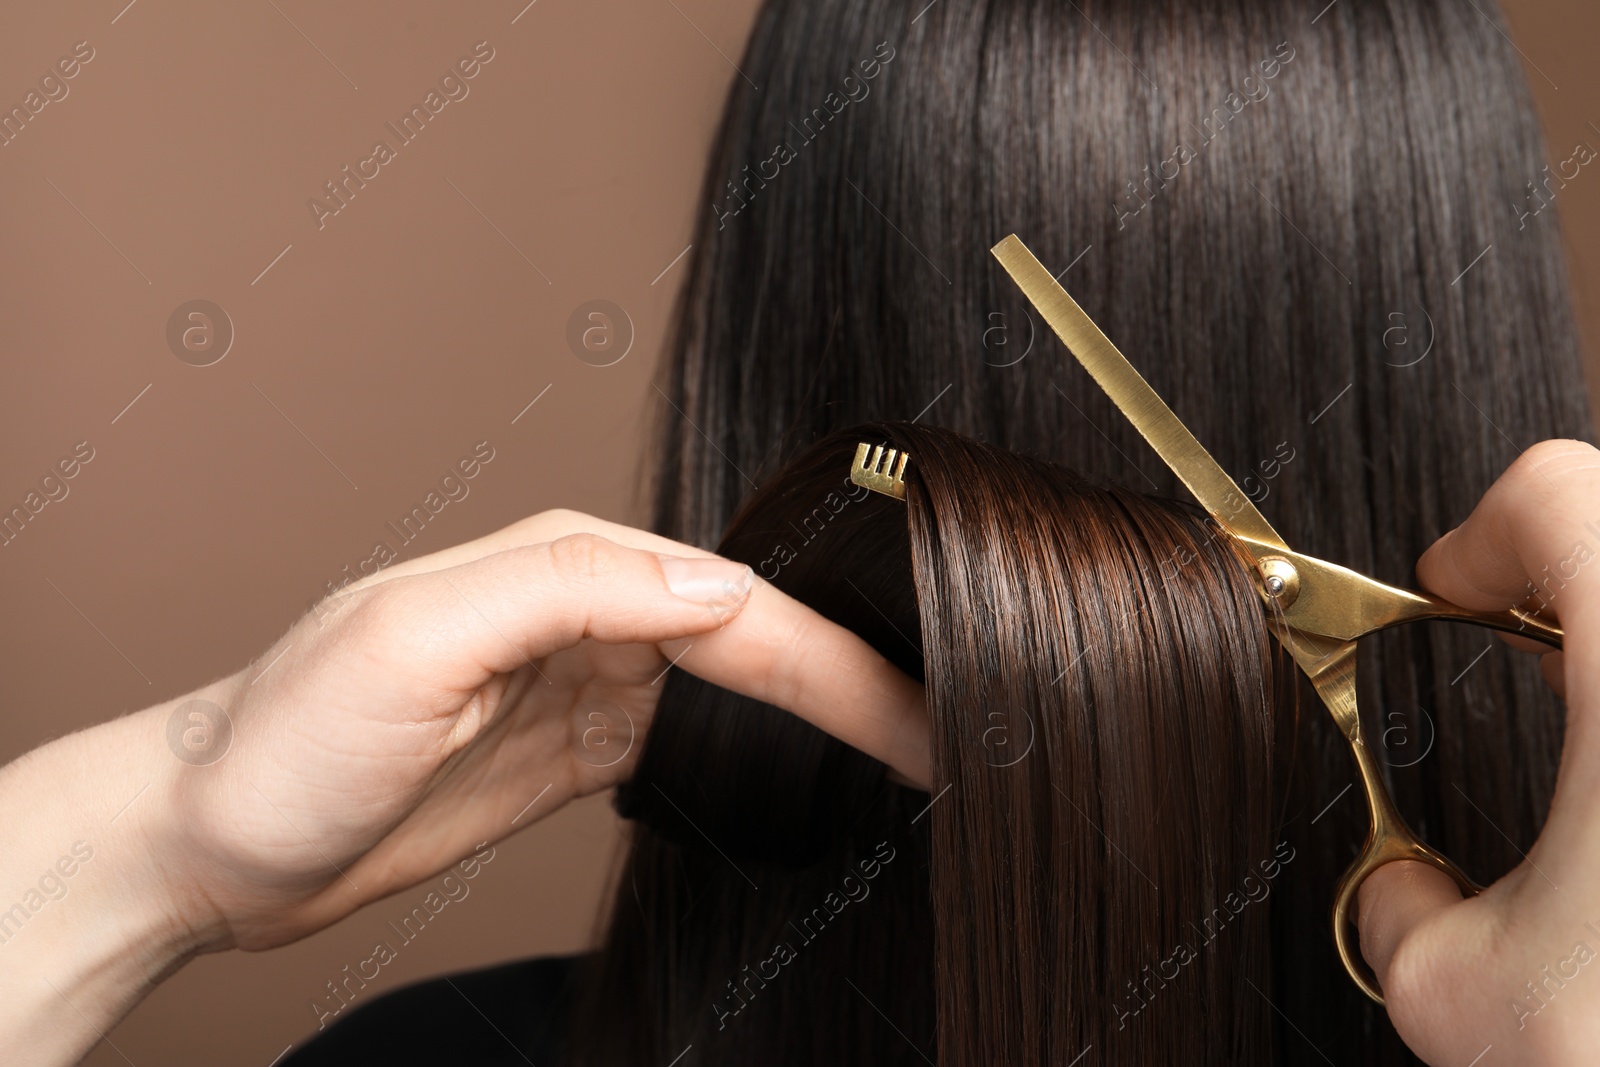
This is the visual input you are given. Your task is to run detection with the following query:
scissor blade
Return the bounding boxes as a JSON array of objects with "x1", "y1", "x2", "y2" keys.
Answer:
[{"x1": 989, "y1": 233, "x2": 1290, "y2": 552}]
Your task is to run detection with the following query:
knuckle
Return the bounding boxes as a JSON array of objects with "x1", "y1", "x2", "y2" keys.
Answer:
[
  {"x1": 337, "y1": 577, "x2": 410, "y2": 642},
  {"x1": 1500, "y1": 441, "x2": 1600, "y2": 549},
  {"x1": 1521, "y1": 437, "x2": 1597, "y2": 463},
  {"x1": 765, "y1": 611, "x2": 819, "y2": 713},
  {"x1": 339, "y1": 573, "x2": 463, "y2": 664},
  {"x1": 547, "y1": 532, "x2": 624, "y2": 586},
  {"x1": 1516, "y1": 438, "x2": 1600, "y2": 488}
]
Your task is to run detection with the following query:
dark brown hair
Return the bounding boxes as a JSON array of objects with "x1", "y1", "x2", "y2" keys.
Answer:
[
  {"x1": 634, "y1": 0, "x2": 1591, "y2": 1060},
  {"x1": 569, "y1": 423, "x2": 1293, "y2": 1064}
]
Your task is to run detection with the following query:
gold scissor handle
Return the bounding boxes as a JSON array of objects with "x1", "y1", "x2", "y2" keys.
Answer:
[
  {"x1": 1331, "y1": 741, "x2": 1482, "y2": 1003},
  {"x1": 1239, "y1": 538, "x2": 1566, "y2": 650},
  {"x1": 1386, "y1": 589, "x2": 1564, "y2": 649},
  {"x1": 1290, "y1": 631, "x2": 1483, "y2": 1004}
]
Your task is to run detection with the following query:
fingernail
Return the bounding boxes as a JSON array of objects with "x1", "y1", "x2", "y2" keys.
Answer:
[{"x1": 659, "y1": 556, "x2": 754, "y2": 605}]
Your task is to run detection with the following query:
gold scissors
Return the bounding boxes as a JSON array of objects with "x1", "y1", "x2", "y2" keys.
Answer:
[{"x1": 988, "y1": 233, "x2": 1563, "y2": 1003}]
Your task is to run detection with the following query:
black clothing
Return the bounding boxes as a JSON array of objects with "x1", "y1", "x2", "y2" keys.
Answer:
[{"x1": 281, "y1": 954, "x2": 582, "y2": 1066}]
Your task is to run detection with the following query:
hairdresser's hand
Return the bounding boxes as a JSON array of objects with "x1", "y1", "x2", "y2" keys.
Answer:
[
  {"x1": 0, "y1": 510, "x2": 927, "y2": 1067},
  {"x1": 1357, "y1": 440, "x2": 1600, "y2": 1065}
]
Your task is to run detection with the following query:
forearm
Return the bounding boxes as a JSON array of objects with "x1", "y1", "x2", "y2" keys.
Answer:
[{"x1": 0, "y1": 698, "x2": 207, "y2": 1066}]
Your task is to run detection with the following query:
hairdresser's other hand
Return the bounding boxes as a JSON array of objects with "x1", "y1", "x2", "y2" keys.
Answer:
[
  {"x1": 1356, "y1": 440, "x2": 1600, "y2": 1065},
  {"x1": 167, "y1": 511, "x2": 928, "y2": 950},
  {"x1": 0, "y1": 511, "x2": 926, "y2": 1066}
]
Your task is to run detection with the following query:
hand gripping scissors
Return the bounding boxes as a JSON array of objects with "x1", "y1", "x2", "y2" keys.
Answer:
[{"x1": 989, "y1": 233, "x2": 1564, "y2": 1003}]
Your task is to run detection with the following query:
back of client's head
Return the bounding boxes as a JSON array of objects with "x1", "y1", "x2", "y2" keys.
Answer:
[
  {"x1": 569, "y1": 423, "x2": 1290, "y2": 1065},
  {"x1": 646, "y1": 1, "x2": 1592, "y2": 1058}
]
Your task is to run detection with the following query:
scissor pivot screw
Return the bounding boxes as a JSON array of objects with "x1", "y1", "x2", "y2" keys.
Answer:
[{"x1": 1257, "y1": 557, "x2": 1301, "y2": 607}]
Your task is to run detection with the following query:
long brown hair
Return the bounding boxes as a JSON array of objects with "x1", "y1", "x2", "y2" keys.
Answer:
[
  {"x1": 639, "y1": 0, "x2": 1590, "y2": 1060},
  {"x1": 569, "y1": 423, "x2": 1294, "y2": 1064}
]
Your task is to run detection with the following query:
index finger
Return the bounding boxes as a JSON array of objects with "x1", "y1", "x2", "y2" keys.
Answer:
[
  {"x1": 663, "y1": 578, "x2": 932, "y2": 789},
  {"x1": 368, "y1": 535, "x2": 932, "y2": 789},
  {"x1": 1414, "y1": 439, "x2": 1600, "y2": 868},
  {"x1": 1417, "y1": 439, "x2": 1600, "y2": 630},
  {"x1": 392, "y1": 512, "x2": 931, "y2": 783}
]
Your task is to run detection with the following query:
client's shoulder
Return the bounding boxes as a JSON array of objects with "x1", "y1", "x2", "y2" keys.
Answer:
[{"x1": 281, "y1": 953, "x2": 589, "y2": 1066}]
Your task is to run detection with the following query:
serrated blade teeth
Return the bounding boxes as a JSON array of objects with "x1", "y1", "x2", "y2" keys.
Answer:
[{"x1": 849, "y1": 441, "x2": 910, "y2": 500}]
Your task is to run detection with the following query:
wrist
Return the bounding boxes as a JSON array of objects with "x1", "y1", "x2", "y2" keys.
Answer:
[
  {"x1": 0, "y1": 685, "x2": 234, "y2": 1063},
  {"x1": 136, "y1": 674, "x2": 249, "y2": 957}
]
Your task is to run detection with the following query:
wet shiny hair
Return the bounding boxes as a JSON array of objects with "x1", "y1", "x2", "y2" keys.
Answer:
[
  {"x1": 620, "y1": 0, "x2": 1590, "y2": 1061},
  {"x1": 571, "y1": 423, "x2": 1291, "y2": 1064}
]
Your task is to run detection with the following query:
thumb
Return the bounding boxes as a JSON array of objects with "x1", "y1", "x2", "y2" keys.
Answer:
[{"x1": 1357, "y1": 860, "x2": 1465, "y2": 987}]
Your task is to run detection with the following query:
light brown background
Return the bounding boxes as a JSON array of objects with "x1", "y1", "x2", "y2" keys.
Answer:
[{"x1": 0, "y1": 2, "x2": 1594, "y2": 1063}]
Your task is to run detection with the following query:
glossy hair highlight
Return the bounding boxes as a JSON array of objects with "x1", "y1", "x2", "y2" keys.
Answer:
[{"x1": 570, "y1": 423, "x2": 1292, "y2": 1064}]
